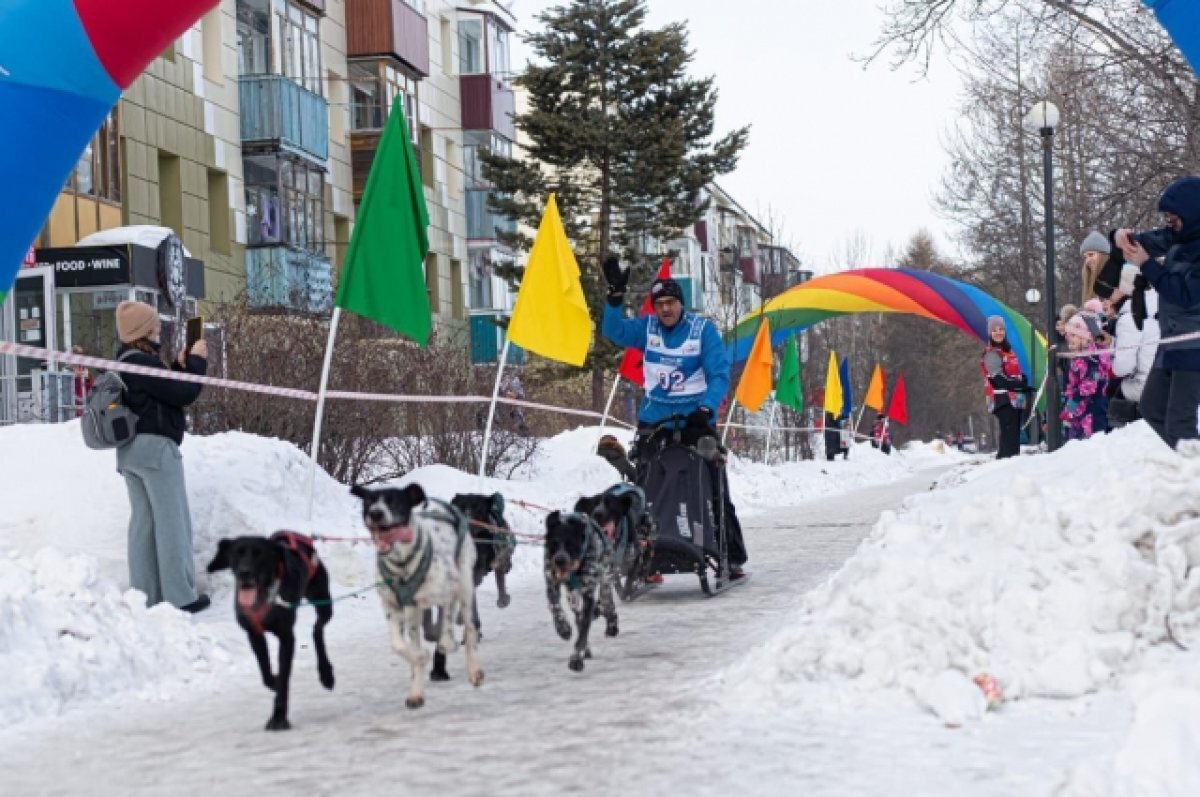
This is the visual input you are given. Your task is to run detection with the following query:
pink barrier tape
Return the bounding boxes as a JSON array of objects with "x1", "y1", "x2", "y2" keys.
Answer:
[{"x1": 0, "y1": 341, "x2": 635, "y2": 427}]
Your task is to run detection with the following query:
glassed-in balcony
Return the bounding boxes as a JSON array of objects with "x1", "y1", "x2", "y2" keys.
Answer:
[
  {"x1": 246, "y1": 246, "x2": 332, "y2": 314},
  {"x1": 239, "y1": 75, "x2": 329, "y2": 162},
  {"x1": 466, "y1": 190, "x2": 516, "y2": 242}
]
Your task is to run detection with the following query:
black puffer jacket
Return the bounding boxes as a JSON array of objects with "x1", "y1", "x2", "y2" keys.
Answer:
[{"x1": 117, "y1": 343, "x2": 207, "y2": 445}]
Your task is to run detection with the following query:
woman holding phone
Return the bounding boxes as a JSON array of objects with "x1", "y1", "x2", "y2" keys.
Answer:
[{"x1": 114, "y1": 300, "x2": 210, "y2": 613}]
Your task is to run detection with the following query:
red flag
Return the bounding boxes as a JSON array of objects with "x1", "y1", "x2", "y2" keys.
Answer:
[
  {"x1": 885, "y1": 373, "x2": 908, "y2": 425},
  {"x1": 618, "y1": 258, "x2": 673, "y2": 385}
]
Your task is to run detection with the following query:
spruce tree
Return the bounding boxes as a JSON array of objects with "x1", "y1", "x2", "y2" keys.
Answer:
[{"x1": 483, "y1": 0, "x2": 749, "y2": 409}]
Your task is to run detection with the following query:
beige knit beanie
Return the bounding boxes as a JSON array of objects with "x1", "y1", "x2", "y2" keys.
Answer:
[{"x1": 115, "y1": 301, "x2": 159, "y2": 343}]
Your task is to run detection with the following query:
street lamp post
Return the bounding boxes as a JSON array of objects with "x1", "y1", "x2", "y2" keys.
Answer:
[
  {"x1": 1024, "y1": 100, "x2": 1062, "y2": 451},
  {"x1": 1025, "y1": 287, "x2": 1042, "y2": 447}
]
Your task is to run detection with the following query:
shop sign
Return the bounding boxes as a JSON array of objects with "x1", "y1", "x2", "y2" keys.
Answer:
[
  {"x1": 36, "y1": 246, "x2": 131, "y2": 288},
  {"x1": 91, "y1": 289, "x2": 128, "y2": 311}
]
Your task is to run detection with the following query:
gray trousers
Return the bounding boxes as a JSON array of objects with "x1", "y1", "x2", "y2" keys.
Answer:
[
  {"x1": 116, "y1": 434, "x2": 198, "y2": 608},
  {"x1": 1140, "y1": 366, "x2": 1200, "y2": 449}
]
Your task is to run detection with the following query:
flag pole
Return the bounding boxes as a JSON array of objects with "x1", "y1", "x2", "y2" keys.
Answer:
[
  {"x1": 764, "y1": 396, "x2": 778, "y2": 464},
  {"x1": 721, "y1": 398, "x2": 737, "y2": 445},
  {"x1": 478, "y1": 339, "x2": 511, "y2": 480},
  {"x1": 308, "y1": 306, "x2": 342, "y2": 521},
  {"x1": 596, "y1": 372, "x2": 622, "y2": 452}
]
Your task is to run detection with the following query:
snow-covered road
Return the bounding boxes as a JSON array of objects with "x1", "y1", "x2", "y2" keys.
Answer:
[{"x1": 0, "y1": 468, "x2": 1126, "y2": 796}]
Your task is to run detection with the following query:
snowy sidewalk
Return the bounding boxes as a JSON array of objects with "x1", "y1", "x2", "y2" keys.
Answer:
[{"x1": 0, "y1": 469, "x2": 951, "y2": 796}]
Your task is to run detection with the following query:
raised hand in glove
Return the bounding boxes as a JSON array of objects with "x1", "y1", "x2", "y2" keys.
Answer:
[
  {"x1": 602, "y1": 254, "x2": 629, "y2": 295},
  {"x1": 686, "y1": 407, "x2": 714, "y2": 429}
]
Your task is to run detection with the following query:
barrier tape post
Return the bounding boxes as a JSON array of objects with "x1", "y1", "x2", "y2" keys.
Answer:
[
  {"x1": 763, "y1": 397, "x2": 778, "y2": 464},
  {"x1": 308, "y1": 307, "x2": 342, "y2": 521},
  {"x1": 595, "y1": 372, "x2": 622, "y2": 453},
  {"x1": 721, "y1": 399, "x2": 737, "y2": 445},
  {"x1": 478, "y1": 339, "x2": 510, "y2": 481}
]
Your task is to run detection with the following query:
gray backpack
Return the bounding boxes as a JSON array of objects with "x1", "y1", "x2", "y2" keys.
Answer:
[{"x1": 81, "y1": 350, "x2": 141, "y2": 450}]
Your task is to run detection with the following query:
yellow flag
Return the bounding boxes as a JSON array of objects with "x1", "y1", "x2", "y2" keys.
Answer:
[
  {"x1": 864, "y1": 363, "x2": 885, "y2": 411},
  {"x1": 506, "y1": 194, "x2": 592, "y2": 366},
  {"x1": 822, "y1": 350, "x2": 843, "y2": 417},
  {"x1": 734, "y1": 318, "x2": 773, "y2": 413}
]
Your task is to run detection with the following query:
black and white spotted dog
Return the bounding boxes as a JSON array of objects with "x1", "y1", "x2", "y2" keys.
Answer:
[
  {"x1": 427, "y1": 492, "x2": 516, "y2": 682},
  {"x1": 573, "y1": 483, "x2": 656, "y2": 597},
  {"x1": 544, "y1": 510, "x2": 619, "y2": 672},
  {"x1": 351, "y1": 483, "x2": 484, "y2": 709}
]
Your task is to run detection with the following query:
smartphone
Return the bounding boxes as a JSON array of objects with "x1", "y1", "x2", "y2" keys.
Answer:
[{"x1": 185, "y1": 316, "x2": 204, "y2": 352}]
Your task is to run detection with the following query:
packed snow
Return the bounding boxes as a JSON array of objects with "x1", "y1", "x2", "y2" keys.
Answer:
[
  {"x1": 715, "y1": 422, "x2": 1200, "y2": 794},
  {"x1": 0, "y1": 420, "x2": 956, "y2": 726}
]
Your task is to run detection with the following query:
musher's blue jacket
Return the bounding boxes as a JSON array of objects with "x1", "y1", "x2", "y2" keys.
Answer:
[{"x1": 601, "y1": 302, "x2": 730, "y2": 426}]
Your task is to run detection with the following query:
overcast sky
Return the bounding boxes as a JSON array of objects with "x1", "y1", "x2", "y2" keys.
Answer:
[{"x1": 508, "y1": 0, "x2": 965, "y2": 272}]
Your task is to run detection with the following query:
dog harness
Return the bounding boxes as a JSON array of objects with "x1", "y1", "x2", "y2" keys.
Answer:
[
  {"x1": 379, "y1": 500, "x2": 470, "y2": 608},
  {"x1": 564, "y1": 512, "x2": 611, "y2": 592},
  {"x1": 241, "y1": 531, "x2": 319, "y2": 635}
]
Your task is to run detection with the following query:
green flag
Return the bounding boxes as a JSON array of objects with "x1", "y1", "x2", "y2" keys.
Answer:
[
  {"x1": 776, "y1": 335, "x2": 804, "y2": 413},
  {"x1": 335, "y1": 95, "x2": 431, "y2": 345}
]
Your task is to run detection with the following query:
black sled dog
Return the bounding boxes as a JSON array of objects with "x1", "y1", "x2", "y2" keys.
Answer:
[{"x1": 207, "y1": 531, "x2": 335, "y2": 730}]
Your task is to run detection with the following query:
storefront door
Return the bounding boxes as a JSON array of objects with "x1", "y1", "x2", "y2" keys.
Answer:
[{"x1": 1, "y1": 266, "x2": 57, "y2": 423}]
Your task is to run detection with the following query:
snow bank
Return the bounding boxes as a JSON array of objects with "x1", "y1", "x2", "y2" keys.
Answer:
[{"x1": 719, "y1": 423, "x2": 1200, "y2": 722}]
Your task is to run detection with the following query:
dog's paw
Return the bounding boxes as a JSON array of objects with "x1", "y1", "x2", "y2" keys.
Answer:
[
  {"x1": 405, "y1": 695, "x2": 426, "y2": 710},
  {"x1": 554, "y1": 618, "x2": 572, "y2": 640},
  {"x1": 606, "y1": 622, "x2": 619, "y2": 637},
  {"x1": 568, "y1": 654, "x2": 585, "y2": 672},
  {"x1": 319, "y1": 664, "x2": 335, "y2": 690},
  {"x1": 469, "y1": 668, "x2": 485, "y2": 687},
  {"x1": 429, "y1": 667, "x2": 451, "y2": 682},
  {"x1": 264, "y1": 715, "x2": 291, "y2": 732},
  {"x1": 497, "y1": 593, "x2": 511, "y2": 609}
]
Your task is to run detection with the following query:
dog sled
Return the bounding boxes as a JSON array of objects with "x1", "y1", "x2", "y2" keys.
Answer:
[{"x1": 636, "y1": 421, "x2": 745, "y2": 597}]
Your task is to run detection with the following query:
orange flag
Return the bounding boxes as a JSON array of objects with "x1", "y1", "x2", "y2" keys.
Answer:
[
  {"x1": 734, "y1": 318, "x2": 773, "y2": 413},
  {"x1": 864, "y1": 363, "x2": 885, "y2": 411}
]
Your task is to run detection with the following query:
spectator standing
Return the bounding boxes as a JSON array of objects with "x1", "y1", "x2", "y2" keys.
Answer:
[
  {"x1": 1108, "y1": 264, "x2": 1161, "y2": 427},
  {"x1": 114, "y1": 300, "x2": 210, "y2": 613},
  {"x1": 1118, "y1": 176, "x2": 1200, "y2": 449}
]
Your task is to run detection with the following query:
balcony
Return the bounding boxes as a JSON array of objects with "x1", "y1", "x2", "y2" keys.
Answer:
[
  {"x1": 460, "y1": 74, "x2": 516, "y2": 140},
  {"x1": 246, "y1": 247, "x2": 333, "y2": 314},
  {"x1": 466, "y1": 190, "x2": 516, "y2": 241},
  {"x1": 347, "y1": 0, "x2": 430, "y2": 77},
  {"x1": 239, "y1": 75, "x2": 329, "y2": 162}
]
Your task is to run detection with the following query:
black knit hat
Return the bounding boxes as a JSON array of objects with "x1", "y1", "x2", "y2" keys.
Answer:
[{"x1": 650, "y1": 278, "x2": 683, "y2": 303}]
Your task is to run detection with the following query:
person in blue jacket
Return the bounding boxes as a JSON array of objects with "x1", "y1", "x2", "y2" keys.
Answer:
[
  {"x1": 1118, "y1": 176, "x2": 1200, "y2": 449},
  {"x1": 600, "y1": 255, "x2": 747, "y2": 576}
]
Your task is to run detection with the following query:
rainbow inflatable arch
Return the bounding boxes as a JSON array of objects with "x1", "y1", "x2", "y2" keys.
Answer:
[{"x1": 727, "y1": 268, "x2": 1047, "y2": 386}]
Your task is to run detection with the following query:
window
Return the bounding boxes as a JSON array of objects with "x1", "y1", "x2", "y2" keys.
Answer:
[
  {"x1": 237, "y1": 0, "x2": 270, "y2": 75},
  {"x1": 468, "y1": 249, "x2": 493, "y2": 309},
  {"x1": 458, "y1": 18, "x2": 483, "y2": 75},
  {"x1": 440, "y1": 16, "x2": 454, "y2": 75},
  {"x1": 425, "y1": 252, "x2": 440, "y2": 307},
  {"x1": 451, "y1": 258, "x2": 464, "y2": 320},
  {"x1": 244, "y1": 153, "x2": 326, "y2": 253},
  {"x1": 419, "y1": 126, "x2": 434, "y2": 188},
  {"x1": 70, "y1": 107, "x2": 121, "y2": 202},
  {"x1": 158, "y1": 152, "x2": 183, "y2": 236},
  {"x1": 462, "y1": 130, "x2": 510, "y2": 188},
  {"x1": 349, "y1": 60, "x2": 419, "y2": 139},
  {"x1": 208, "y1": 170, "x2": 231, "y2": 255},
  {"x1": 488, "y1": 20, "x2": 510, "y2": 77},
  {"x1": 277, "y1": 0, "x2": 323, "y2": 95}
]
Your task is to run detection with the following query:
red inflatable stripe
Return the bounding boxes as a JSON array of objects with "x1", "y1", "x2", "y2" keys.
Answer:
[{"x1": 73, "y1": 0, "x2": 219, "y2": 88}]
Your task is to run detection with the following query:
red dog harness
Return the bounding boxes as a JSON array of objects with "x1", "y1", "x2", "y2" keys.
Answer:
[{"x1": 241, "y1": 531, "x2": 320, "y2": 635}]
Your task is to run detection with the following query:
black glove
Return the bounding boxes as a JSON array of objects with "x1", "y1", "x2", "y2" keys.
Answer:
[
  {"x1": 686, "y1": 407, "x2": 713, "y2": 429},
  {"x1": 602, "y1": 254, "x2": 629, "y2": 296}
]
